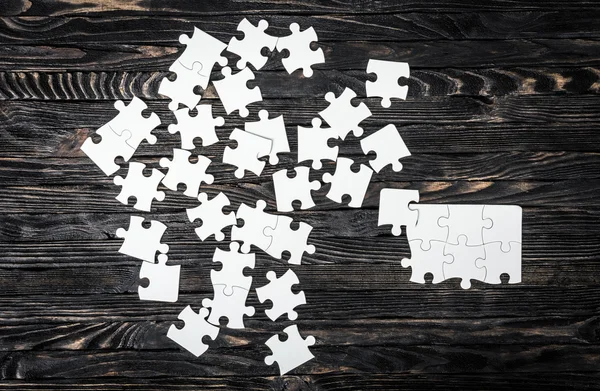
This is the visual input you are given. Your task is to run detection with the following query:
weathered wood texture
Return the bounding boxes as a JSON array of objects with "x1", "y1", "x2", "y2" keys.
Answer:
[{"x1": 0, "y1": 1, "x2": 599, "y2": 390}]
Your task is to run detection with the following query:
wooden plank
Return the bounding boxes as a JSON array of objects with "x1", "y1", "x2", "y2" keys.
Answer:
[
  {"x1": 1, "y1": 39, "x2": 599, "y2": 72},
  {"x1": 1, "y1": 67, "x2": 598, "y2": 101},
  {"x1": 2, "y1": 13, "x2": 600, "y2": 45}
]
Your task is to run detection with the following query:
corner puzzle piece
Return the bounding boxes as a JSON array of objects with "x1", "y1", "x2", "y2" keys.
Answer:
[
  {"x1": 476, "y1": 241, "x2": 522, "y2": 284},
  {"x1": 210, "y1": 242, "x2": 256, "y2": 295},
  {"x1": 228, "y1": 18, "x2": 278, "y2": 71},
  {"x1": 482, "y1": 205, "x2": 522, "y2": 252},
  {"x1": 265, "y1": 325, "x2": 315, "y2": 375},
  {"x1": 114, "y1": 162, "x2": 165, "y2": 212},
  {"x1": 378, "y1": 188, "x2": 419, "y2": 236},
  {"x1": 223, "y1": 128, "x2": 272, "y2": 178},
  {"x1": 168, "y1": 105, "x2": 225, "y2": 149},
  {"x1": 167, "y1": 305, "x2": 219, "y2": 357},
  {"x1": 159, "y1": 61, "x2": 208, "y2": 111},
  {"x1": 80, "y1": 124, "x2": 134, "y2": 176},
  {"x1": 244, "y1": 110, "x2": 290, "y2": 165},
  {"x1": 276, "y1": 23, "x2": 324, "y2": 77},
  {"x1": 439, "y1": 205, "x2": 492, "y2": 246},
  {"x1": 264, "y1": 215, "x2": 316, "y2": 265},
  {"x1": 176, "y1": 27, "x2": 227, "y2": 76},
  {"x1": 138, "y1": 254, "x2": 181, "y2": 303},
  {"x1": 159, "y1": 149, "x2": 214, "y2": 198},
  {"x1": 360, "y1": 124, "x2": 411, "y2": 173},
  {"x1": 406, "y1": 204, "x2": 449, "y2": 251},
  {"x1": 402, "y1": 240, "x2": 452, "y2": 284},
  {"x1": 443, "y1": 236, "x2": 486, "y2": 289},
  {"x1": 202, "y1": 285, "x2": 255, "y2": 329},
  {"x1": 116, "y1": 215, "x2": 169, "y2": 263},
  {"x1": 322, "y1": 157, "x2": 372, "y2": 208},
  {"x1": 231, "y1": 200, "x2": 278, "y2": 253},
  {"x1": 319, "y1": 88, "x2": 372, "y2": 140},
  {"x1": 272, "y1": 166, "x2": 321, "y2": 212},
  {"x1": 109, "y1": 97, "x2": 160, "y2": 150},
  {"x1": 366, "y1": 59, "x2": 410, "y2": 108},
  {"x1": 186, "y1": 192, "x2": 236, "y2": 241},
  {"x1": 297, "y1": 118, "x2": 339, "y2": 170},
  {"x1": 213, "y1": 67, "x2": 262, "y2": 117},
  {"x1": 256, "y1": 269, "x2": 306, "y2": 321}
]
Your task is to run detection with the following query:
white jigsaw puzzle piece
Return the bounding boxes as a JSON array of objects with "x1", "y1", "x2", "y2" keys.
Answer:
[
  {"x1": 167, "y1": 305, "x2": 219, "y2": 357},
  {"x1": 176, "y1": 27, "x2": 227, "y2": 75},
  {"x1": 231, "y1": 200, "x2": 278, "y2": 253},
  {"x1": 401, "y1": 239, "x2": 452, "y2": 284},
  {"x1": 476, "y1": 241, "x2": 522, "y2": 284},
  {"x1": 264, "y1": 215, "x2": 316, "y2": 265},
  {"x1": 439, "y1": 205, "x2": 492, "y2": 246},
  {"x1": 482, "y1": 205, "x2": 522, "y2": 252},
  {"x1": 256, "y1": 269, "x2": 306, "y2": 321},
  {"x1": 116, "y1": 215, "x2": 169, "y2": 263},
  {"x1": 360, "y1": 124, "x2": 411, "y2": 173},
  {"x1": 319, "y1": 87, "x2": 372, "y2": 140},
  {"x1": 223, "y1": 128, "x2": 272, "y2": 178},
  {"x1": 159, "y1": 149, "x2": 214, "y2": 198},
  {"x1": 210, "y1": 242, "x2": 256, "y2": 295},
  {"x1": 186, "y1": 192, "x2": 236, "y2": 241},
  {"x1": 138, "y1": 254, "x2": 181, "y2": 303},
  {"x1": 159, "y1": 61, "x2": 208, "y2": 111},
  {"x1": 378, "y1": 188, "x2": 420, "y2": 236},
  {"x1": 244, "y1": 110, "x2": 290, "y2": 165},
  {"x1": 202, "y1": 285, "x2": 255, "y2": 329},
  {"x1": 276, "y1": 23, "x2": 324, "y2": 77},
  {"x1": 406, "y1": 204, "x2": 449, "y2": 250},
  {"x1": 322, "y1": 157, "x2": 373, "y2": 208},
  {"x1": 297, "y1": 118, "x2": 339, "y2": 170},
  {"x1": 265, "y1": 324, "x2": 315, "y2": 375},
  {"x1": 108, "y1": 97, "x2": 160, "y2": 149},
  {"x1": 228, "y1": 18, "x2": 278, "y2": 71},
  {"x1": 114, "y1": 162, "x2": 165, "y2": 212},
  {"x1": 443, "y1": 236, "x2": 486, "y2": 289},
  {"x1": 366, "y1": 59, "x2": 410, "y2": 108},
  {"x1": 272, "y1": 166, "x2": 321, "y2": 212},
  {"x1": 213, "y1": 67, "x2": 262, "y2": 117},
  {"x1": 80, "y1": 124, "x2": 134, "y2": 176},
  {"x1": 168, "y1": 105, "x2": 224, "y2": 149}
]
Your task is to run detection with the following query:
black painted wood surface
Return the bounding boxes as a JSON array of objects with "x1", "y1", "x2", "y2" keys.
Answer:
[{"x1": 0, "y1": 1, "x2": 599, "y2": 389}]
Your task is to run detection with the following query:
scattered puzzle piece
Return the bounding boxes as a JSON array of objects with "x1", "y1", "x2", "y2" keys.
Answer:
[
  {"x1": 116, "y1": 215, "x2": 169, "y2": 263},
  {"x1": 264, "y1": 215, "x2": 316, "y2": 265},
  {"x1": 114, "y1": 162, "x2": 165, "y2": 212},
  {"x1": 108, "y1": 97, "x2": 160, "y2": 150},
  {"x1": 366, "y1": 59, "x2": 410, "y2": 108},
  {"x1": 232, "y1": 200, "x2": 278, "y2": 253},
  {"x1": 360, "y1": 124, "x2": 411, "y2": 173},
  {"x1": 210, "y1": 242, "x2": 256, "y2": 295},
  {"x1": 176, "y1": 27, "x2": 227, "y2": 76},
  {"x1": 401, "y1": 240, "x2": 452, "y2": 284},
  {"x1": 168, "y1": 105, "x2": 225, "y2": 149},
  {"x1": 272, "y1": 166, "x2": 321, "y2": 212},
  {"x1": 443, "y1": 235, "x2": 486, "y2": 289},
  {"x1": 186, "y1": 192, "x2": 236, "y2": 241},
  {"x1": 378, "y1": 188, "x2": 420, "y2": 236},
  {"x1": 80, "y1": 124, "x2": 134, "y2": 176},
  {"x1": 319, "y1": 88, "x2": 371, "y2": 140},
  {"x1": 244, "y1": 110, "x2": 290, "y2": 165},
  {"x1": 202, "y1": 285, "x2": 255, "y2": 329},
  {"x1": 256, "y1": 269, "x2": 306, "y2": 321},
  {"x1": 322, "y1": 157, "x2": 372, "y2": 208},
  {"x1": 297, "y1": 118, "x2": 339, "y2": 170},
  {"x1": 138, "y1": 254, "x2": 181, "y2": 303},
  {"x1": 228, "y1": 18, "x2": 278, "y2": 71},
  {"x1": 213, "y1": 67, "x2": 262, "y2": 117},
  {"x1": 159, "y1": 149, "x2": 214, "y2": 198},
  {"x1": 223, "y1": 128, "x2": 272, "y2": 178},
  {"x1": 265, "y1": 325, "x2": 315, "y2": 375},
  {"x1": 276, "y1": 23, "x2": 324, "y2": 77},
  {"x1": 159, "y1": 60, "x2": 208, "y2": 111},
  {"x1": 167, "y1": 305, "x2": 219, "y2": 357}
]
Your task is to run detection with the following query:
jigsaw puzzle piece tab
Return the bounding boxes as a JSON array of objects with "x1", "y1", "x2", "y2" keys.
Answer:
[
  {"x1": 168, "y1": 105, "x2": 224, "y2": 149},
  {"x1": 228, "y1": 18, "x2": 278, "y2": 71},
  {"x1": 319, "y1": 87, "x2": 371, "y2": 140},
  {"x1": 360, "y1": 124, "x2": 411, "y2": 173},
  {"x1": 223, "y1": 128, "x2": 272, "y2": 178},
  {"x1": 244, "y1": 110, "x2": 290, "y2": 165},
  {"x1": 482, "y1": 205, "x2": 522, "y2": 252},
  {"x1": 443, "y1": 236, "x2": 486, "y2": 289},
  {"x1": 297, "y1": 118, "x2": 339, "y2": 170},
  {"x1": 213, "y1": 67, "x2": 262, "y2": 117},
  {"x1": 231, "y1": 200, "x2": 278, "y2": 253},
  {"x1": 186, "y1": 192, "x2": 236, "y2": 241},
  {"x1": 202, "y1": 285, "x2": 255, "y2": 329},
  {"x1": 114, "y1": 162, "x2": 165, "y2": 212},
  {"x1": 322, "y1": 157, "x2": 373, "y2": 208},
  {"x1": 378, "y1": 188, "x2": 420, "y2": 236},
  {"x1": 264, "y1": 215, "x2": 316, "y2": 265},
  {"x1": 116, "y1": 215, "x2": 169, "y2": 263},
  {"x1": 439, "y1": 205, "x2": 492, "y2": 246},
  {"x1": 366, "y1": 59, "x2": 410, "y2": 108},
  {"x1": 80, "y1": 124, "x2": 134, "y2": 176},
  {"x1": 159, "y1": 149, "x2": 214, "y2": 198},
  {"x1": 276, "y1": 23, "x2": 324, "y2": 77},
  {"x1": 265, "y1": 324, "x2": 316, "y2": 375},
  {"x1": 406, "y1": 204, "x2": 449, "y2": 250},
  {"x1": 138, "y1": 254, "x2": 181, "y2": 303},
  {"x1": 256, "y1": 269, "x2": 306, "y2": 321},
  {"x1": 167, "y1": 305, "x2": 219, "y2": 357},
  {"x1": 476, "y1": 241, "x2": 522, "y2": 284},
  {"x1": 401, "y1": 239, "x2": 452, "y2": 284},
  {"x1": 210, "y1": 242, "x2": 256, "y2": 295},
  {"x1": 273, "y1": 166, "x2": 321, "y2": 212}
]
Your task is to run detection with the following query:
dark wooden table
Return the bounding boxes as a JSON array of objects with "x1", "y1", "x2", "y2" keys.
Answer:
[{"x1": 1, "y1": 1, "x2": 599, "y2": 390}]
